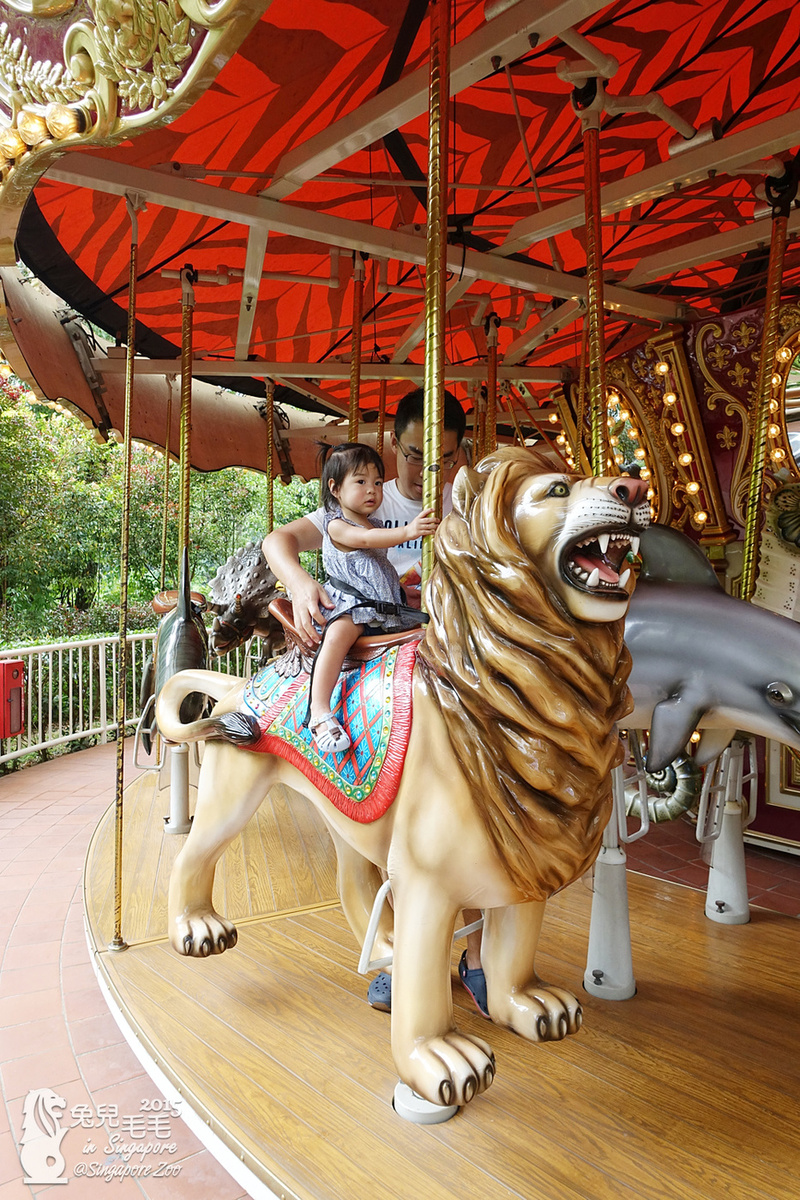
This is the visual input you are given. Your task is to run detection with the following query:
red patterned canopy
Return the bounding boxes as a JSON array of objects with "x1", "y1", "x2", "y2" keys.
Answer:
[{"x1": 20, "y1": 0, "x2": 800, "y2": 425}]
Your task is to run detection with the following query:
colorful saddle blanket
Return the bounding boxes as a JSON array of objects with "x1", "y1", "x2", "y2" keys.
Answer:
[{"x1": 242, "y1": 640, "x2": 418, "y2": 822}]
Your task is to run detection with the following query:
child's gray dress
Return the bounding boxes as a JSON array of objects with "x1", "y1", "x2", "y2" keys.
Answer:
[{"x1": 321, "y1": 506, "x2": 420, "y2": 632}]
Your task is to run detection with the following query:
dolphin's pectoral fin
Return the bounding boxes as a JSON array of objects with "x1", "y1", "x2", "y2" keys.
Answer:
[
  {"x1": 695, "y1": 727, "x2": 736, "y2": 765},
  {"x1": 647, "y1": 697, "x2": 703, "y2": 772}
]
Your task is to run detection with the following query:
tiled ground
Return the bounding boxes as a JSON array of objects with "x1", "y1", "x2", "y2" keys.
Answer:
[
  {"x1": 0, "y1": 743, "x2": 248, "y2": 1200},
  {"x1": 624, "y1": 808, "x2": 800, "y2": 917},
  {"x1": 1, "y1": 743, "x2": 798, "y2": 1199}
]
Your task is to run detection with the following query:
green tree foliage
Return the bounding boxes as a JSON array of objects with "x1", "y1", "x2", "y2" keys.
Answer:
[{"x1": 0, "y1": 393, "x2": 319, "y2": 646}]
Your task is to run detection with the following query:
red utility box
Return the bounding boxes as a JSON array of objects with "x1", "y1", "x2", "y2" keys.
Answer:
[{"x1": 0, "y1": 661, "x2": 24, "y2": 738}]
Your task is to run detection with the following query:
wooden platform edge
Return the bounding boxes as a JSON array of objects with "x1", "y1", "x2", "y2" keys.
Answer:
[{"x1": 82, "y1": 802, "x2": 314, "y2": 1200}]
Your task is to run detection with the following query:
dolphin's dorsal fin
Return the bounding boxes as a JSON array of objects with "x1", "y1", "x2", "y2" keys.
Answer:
[
  {"x1": 647, "y1": 694, "x2": 703, "y2": 772},
  {"x1": 177, "y1": 545, "x2": 191, "y2": 620},
  {"x1": 638, "y1": 526, "x2": 721, "y2": 589}
]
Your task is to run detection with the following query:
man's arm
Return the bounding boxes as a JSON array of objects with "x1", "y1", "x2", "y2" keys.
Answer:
[{"x1": 262, "y1": 517, "x2": 332, "y2": 644}]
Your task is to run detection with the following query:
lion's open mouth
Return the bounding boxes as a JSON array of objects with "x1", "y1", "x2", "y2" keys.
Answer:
[{"x1": 563, "y1": 531, "x2": 639, "y2": 594}]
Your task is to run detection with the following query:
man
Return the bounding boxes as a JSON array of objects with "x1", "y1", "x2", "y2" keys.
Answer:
[{"x1": 262, "y1": 387, "x2": 488, "y2": 1017}]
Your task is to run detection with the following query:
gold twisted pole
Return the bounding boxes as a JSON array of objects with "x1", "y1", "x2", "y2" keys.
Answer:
[
  {"x1": 110, "y1": 194, "x2": 143, "y2": 953},
  {"x1": 422, "y1": 0, "x2": 450, "y2": 588},
  {"x1": 582, "y1": 119, "x2": 608, "y2": 477},
  {"x1": 264, "y1": 379, "x2": 275, "y2": 534},
  {"x1": 741, "y1": 171, "x2": 796, "y2": 597},
  {"x1": 178, "y1": 266, "x2": 196, "y2": 556},
  {"x1": 348, "y1": 256, "x2": 365, "y2": 440},
  {"x1": 159, "y1": 374, "x2": 174, "y2": 591},
  {"x1": 376, "y1": 376, "x2": 387, "y2": 459},
  {"x1": 485, "y1": 312, "x2": 500, "y2": 455}
]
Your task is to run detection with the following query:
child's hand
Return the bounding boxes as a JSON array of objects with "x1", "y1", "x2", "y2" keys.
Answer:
[{"x1": 406, "y1": 509, "x2": 439, "y2": 540}]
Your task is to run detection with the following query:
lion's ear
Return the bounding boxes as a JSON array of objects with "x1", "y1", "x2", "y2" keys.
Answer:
[{"x1": 451, "y1": 465, "x2": 483, "y2": 518}]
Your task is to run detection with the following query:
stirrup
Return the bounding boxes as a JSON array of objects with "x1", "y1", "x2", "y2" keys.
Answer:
[{"x1": 310, "y1": 711, "x2": 350, "y2": 755}]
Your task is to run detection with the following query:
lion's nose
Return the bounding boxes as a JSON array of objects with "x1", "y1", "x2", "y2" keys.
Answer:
[{"x1": 608, "y1": 476, "x2": 649, "y2": 508}]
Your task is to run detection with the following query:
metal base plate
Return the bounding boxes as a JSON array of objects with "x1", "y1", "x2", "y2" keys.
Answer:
[{"x1": 392, "y1": 1082, "x2": 459, "y2": 1124}]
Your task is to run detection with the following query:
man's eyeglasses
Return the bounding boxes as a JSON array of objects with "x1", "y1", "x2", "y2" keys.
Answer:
[{"x1": 396, "y1": 441, "x2": 459, "y2": 471}]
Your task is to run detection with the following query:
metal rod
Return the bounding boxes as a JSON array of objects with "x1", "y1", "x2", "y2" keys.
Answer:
[
  {"x1": 422, "y1": 0, "x2": 451, "y2": 589},
  {"x1": 504, "y1": 65, "x2": 564, "y2": 272},
  {"x1": 376, "y1": 377, "x2": 387, "y2": 459},
  {"x1": 485, "y1": 313, "x2": 500, "y2": 455},
  {"x1": 178, "y1": 267, "x2": 196, "y2": 555},
  {"x1": 348, "y1": 258, "x2": 365, "y2": 441},
  {"x1": 582, "y1": 121, "x2": 608, "y2": 476},
  {"x1": 264, "y1": 379, "x2": 275, "y2": 534},
  {"x1": 110, "y1": 198, "x2": 142, "y2": 953},
  {"x1": 159, "y1": 375, "x2": 174, "y2": 591},
  {"x1": 741, "y1": 213, "x2": 789, "y2": 598}
]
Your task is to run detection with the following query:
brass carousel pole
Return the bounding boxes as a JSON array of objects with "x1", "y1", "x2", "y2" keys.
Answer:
[
  {"x1": 178, "y1": 265, "x2": 197, "y2": 555},
  {"x1": 159, "y1": 374, "x2": 175, "y2": 591},
  {"x1": 264, "y1": 379, "x2": 275, "y2": 535},
  {"x1": 348, "y1": 255, "x2": 365, "y2": 441},
  {"x1": 741, "y1": 168, "x2": 798, "y2": 599},
  {"x1": 109, "y1": 194, "x2": 144, "y2": 953},
  {"x1": 376, "y1": 375, "x2": 387, "y2": 459},
  {"x1": 422, "y1": 0, "x2": 451, "y2": 589},
  {"x1": 573, "y1": 80, "x2": 608, "y2": 476},
  {"x1": 484, "y1": 312, "x2": 500, "y2": 455}
]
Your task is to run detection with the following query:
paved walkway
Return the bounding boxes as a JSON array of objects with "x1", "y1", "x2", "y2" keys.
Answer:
[{"x1": 0, "y1": 742, "x2": 248, "y2": 1200}]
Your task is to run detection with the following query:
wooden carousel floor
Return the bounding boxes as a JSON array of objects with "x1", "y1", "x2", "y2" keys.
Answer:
[{"x1": 84, "y1": 771, "x2": 800, "y2": 1200}]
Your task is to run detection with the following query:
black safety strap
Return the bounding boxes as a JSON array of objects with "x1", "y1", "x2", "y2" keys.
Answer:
[{"x1": 326, "y1": 575, "x2": 429, "y2": 625}]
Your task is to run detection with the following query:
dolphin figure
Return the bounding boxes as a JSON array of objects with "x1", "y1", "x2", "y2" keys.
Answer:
[
  {"x1": 625, "y1": 525, "x2": 800, "y2": 771},
  {"x1": 140, "y1": 546, "x2": 209, "y2": 754}
]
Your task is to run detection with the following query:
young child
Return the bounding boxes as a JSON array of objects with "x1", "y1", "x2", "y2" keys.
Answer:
[{"x1": 307, "y1": 442, "x2": 438, "y2": 755}]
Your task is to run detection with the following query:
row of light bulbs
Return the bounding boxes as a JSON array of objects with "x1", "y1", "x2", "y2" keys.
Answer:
[{"x1": 653, "y1": 360, "x2": 708, "y2": 526}]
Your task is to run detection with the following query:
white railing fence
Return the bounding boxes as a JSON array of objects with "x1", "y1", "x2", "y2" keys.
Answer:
[{"x1": 0, "y1": 633, "x2": 261, "y2": 766}]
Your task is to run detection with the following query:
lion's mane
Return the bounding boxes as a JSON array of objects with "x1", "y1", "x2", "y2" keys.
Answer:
[{"x1": 417, "y1": 447, "x2": 633, "y2": 899}]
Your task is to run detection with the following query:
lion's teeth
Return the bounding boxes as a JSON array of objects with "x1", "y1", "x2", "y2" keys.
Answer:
[
  {"x1": 587, "y1": 568, "x2": 600, "y2": 588},
  {"x1": 630, "y1": 536, "x2": 640, "y2": 556},
  {"x1": 619, "y1": 568, "x2": 631, "y2": 588},
  {"x1": 598, "y1": 533, "x2": 610, "y2": 555}
]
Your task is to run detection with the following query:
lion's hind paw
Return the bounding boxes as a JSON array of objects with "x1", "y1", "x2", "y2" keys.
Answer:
[
  {"x1": 172, "y1": 910, "x2": 238, "y2": 958},
  {"x1": 496, "y1": 982, "x2": 582, "y2": 1042},
  {"x1": 400, "y1": 1031, "x2": 495, "y2": 1108}
]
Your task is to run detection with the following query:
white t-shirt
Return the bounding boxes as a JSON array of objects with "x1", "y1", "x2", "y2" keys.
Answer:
[{"x1": 307, "y1": 479, "x2": 453, "y2": 588}]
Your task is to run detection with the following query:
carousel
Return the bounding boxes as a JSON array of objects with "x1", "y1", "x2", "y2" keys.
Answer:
[{"x1": 1, "y1": 1, "x2": 800, "y2": 1197}]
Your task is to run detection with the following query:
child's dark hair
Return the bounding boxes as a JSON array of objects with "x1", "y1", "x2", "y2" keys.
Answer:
[{"x1": 318, "y1": 442, "x2": 385, "y2": 511}]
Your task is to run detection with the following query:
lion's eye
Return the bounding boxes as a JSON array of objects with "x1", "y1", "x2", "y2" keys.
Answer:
[
  {"x1": 766, "y1": 681, "x2": 793, "y2": 707},
  {"x1": 547, "y1": 482, "x2": 570, "y2": 498}
]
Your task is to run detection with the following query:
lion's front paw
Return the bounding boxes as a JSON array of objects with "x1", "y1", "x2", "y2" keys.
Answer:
[
  {"x1": 493, "y1": 983, "x2": 582, "y2": 1042},
  {"x1": 171, "y1": 909, "x2": 238, "y2": 958},
  {"x1": 397, "y1": 1031, "x2": 495, "y2": 1107}
]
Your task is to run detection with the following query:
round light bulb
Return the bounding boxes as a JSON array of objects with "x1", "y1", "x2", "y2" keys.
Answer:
[
  {"x1": 777, "y1": 347, "x2": 793, "y2": 363},
  {"x1": 640, "y1": 468, "x2": 651, "y2": 480},
  {"x1": 647, "y1": 488, "x2": 655, "y2": 500},
  {"x1": 610, "y1": 435, "x2": 619, "y2": 446},
  {"x1": 634, "y1": 448, "x2": 646, "y2": 459},
  {"x1": 768, "y1": 423, "x2": 780, "y2": 437},
  {"x1": 769, "y1": 399, "x2": 779, "y2": 412},
  {"x1": 619, "y1": 410, "x2": 629, "y2": 421},
  {"x1": 607, "y1": 391, "x2": 620, "y2": 404},
  {"x1": 0, "y1": 363, "x2": 12, "y2": 378},
  {"x1": 663, "y1": 392, "x2": 677, "y2": 405},
  {"x1": 772, "y1": 447, "x2": 786, "y2": 460},
  {"x1": 655, "y1": 361, "x2": 670, "y2": 375},
  {"x1": 671, "y1": 422, "x2": 685, "y2": 435},
  {"x1": 556, "y1": 433, "x2": 566, "y2": 445},
  {"x1": 690, "y1": 731, "x2": 701, "y2": 744},
  {"x1": 771, "y1": 373, "x2": 782, "y2": 387},
  {"x1": 686, "y1": 481, "x2": 700, "y2": 494},
  {"x1": 679, "y1": 452, "x2": 693, "y2": 466},
  {"x1": 548, "y1": 412, "x2": 558, "y2": 424},
  {"x1": 694, "y1": 510, "x2": 708, "y2": 524}
]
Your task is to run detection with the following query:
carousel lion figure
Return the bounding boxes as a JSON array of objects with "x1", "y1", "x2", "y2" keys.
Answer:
[{"x1": 156, "y1": 447, "x2": 649, "y2": 1109}]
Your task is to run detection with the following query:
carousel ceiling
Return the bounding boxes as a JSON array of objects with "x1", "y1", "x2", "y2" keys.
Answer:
[{"x1": 9, "y1": 0, "x2": 800, "y2": 436}]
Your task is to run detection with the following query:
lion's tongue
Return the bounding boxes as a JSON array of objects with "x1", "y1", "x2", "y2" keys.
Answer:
[{"x1": 573, "y1": 552, "x2": 619, "y2": 583}]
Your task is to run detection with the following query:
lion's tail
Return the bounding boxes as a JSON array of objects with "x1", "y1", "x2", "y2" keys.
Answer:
[{"x1": 155, "y1": 669, "x2": 243, "y2": 744}]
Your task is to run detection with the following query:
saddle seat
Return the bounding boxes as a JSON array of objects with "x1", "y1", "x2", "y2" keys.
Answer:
[
  {"x1": 151, "y1": 589, "x2": 208, "y2": 615},
  {"x1": 268, "y1": 596, "x2": 423, "y2": 664}
]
